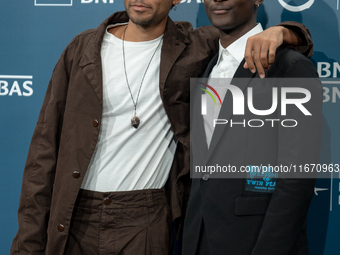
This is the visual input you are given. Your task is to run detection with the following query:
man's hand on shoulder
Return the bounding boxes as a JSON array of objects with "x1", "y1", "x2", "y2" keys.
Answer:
[
  {"x1": 244, "y1": 26, "x2": 286, "y2": 78},
  {"x1": 244, "y1": 26, "x2": 301, "y2": 78}
]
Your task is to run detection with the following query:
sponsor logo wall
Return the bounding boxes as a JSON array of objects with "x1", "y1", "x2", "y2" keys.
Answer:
[{"x1": 1, "y1": 1, "x2": 339, "y2": 254}]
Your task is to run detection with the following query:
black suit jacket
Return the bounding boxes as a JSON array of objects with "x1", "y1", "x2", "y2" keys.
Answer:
[{"x1": 183, "y1": 47, "x2": 323, "y2": 255}]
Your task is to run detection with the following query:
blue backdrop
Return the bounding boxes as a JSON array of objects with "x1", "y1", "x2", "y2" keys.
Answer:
[{"x1": 1, "y1": 1, "x2": 339, "y2": 254}]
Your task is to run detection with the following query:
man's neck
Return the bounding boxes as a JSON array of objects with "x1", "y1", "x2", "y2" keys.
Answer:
[
  {"x1": 219, "y1": 22, "x2": 257, "y2": 49},
  {"x1": 109, "y1": 19, "x2": 167, "y2": 42}
]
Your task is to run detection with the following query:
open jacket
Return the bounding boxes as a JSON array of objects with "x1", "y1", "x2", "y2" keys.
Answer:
[
  {"x1": 184, "y1": 47, "x2": 322, "y2": 255},
  {"x1": 11, "y1": 11, "x2": 313, "y2": 255}
]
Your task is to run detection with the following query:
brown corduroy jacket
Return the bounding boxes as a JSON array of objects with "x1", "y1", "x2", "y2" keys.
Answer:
[{"x1": 11, "y1": 11, "x2": 313, "y2": 255}]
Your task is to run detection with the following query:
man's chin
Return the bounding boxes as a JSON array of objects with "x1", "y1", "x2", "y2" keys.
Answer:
[
  {"x1": 208, "y1": 17, "x2": 233, "y2": 30},
  {"x1": 130, "y1": 17, "x2": 153, "y2": 27},
  {"x1": 127, "y1": 11, "x2": 153, "y2": 27},
  {"x1": 211, "y1": 23, "x2": 235, "y2": 32}
]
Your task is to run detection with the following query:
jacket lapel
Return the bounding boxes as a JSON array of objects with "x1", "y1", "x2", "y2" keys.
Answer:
[
  {"x1": 192, "y1": 87, "x2": 209, "y2": 165},
  {"x1": 205, "y1": 59, "x2": 256, "y2": 163},
  {"x1": 159, "y1": 18, "x2": 189, "y2": 100},
  {"x1": 202, "y1": 54, "x2": 219, "y2": 78},
  {"x1": 192, "y1": 54, "x2": 218, "y2": 164},
  {"x1": 79, "y1": 12, "x2": 129, "y2": 105}
]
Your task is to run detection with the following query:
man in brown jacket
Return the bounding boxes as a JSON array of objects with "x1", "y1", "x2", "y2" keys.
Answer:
[{"x1": 11, "y1": 0, "x2": 314, "y2": 254}]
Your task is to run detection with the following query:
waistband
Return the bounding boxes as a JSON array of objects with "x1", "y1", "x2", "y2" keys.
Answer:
[{"x1": 75, "y1": 188, "x2": 168, "y2": 210}]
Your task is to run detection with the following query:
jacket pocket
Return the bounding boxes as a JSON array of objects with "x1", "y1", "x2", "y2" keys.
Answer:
[{"x1": 234, "y1": 196, "x2": 271, "y2": 216}]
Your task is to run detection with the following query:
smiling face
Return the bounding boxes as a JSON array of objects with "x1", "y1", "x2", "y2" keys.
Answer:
[
  {"x1": 124, "y1": 0, "x2": 178, "y2": 27},
  {"x1": 204, "y1": 0, "x2": 260, "y2": 33}
]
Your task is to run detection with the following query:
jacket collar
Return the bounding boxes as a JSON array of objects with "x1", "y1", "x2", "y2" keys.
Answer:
[
  {"x1": 158, "y1": 15, "x2": 190, "y2": 98},
  {"x1": 201, "y1": 54, "x2": 218, "y2": 78},
  {"x1": 79, "y1": 12, "x2": 129, "y2": 104},
  {"x1": 80, "y1": 11, "x2": 129, "y2": 68},
  {"x1": 79, "y1": 11, "x2": 190, "y2": 103}
]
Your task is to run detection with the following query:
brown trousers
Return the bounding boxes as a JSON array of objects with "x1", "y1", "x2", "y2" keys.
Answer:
[{"x1": 64, "y1": 188, "x2": 172, "y2": 255}]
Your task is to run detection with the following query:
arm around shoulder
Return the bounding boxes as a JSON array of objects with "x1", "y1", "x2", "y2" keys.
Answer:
[{"x1": 278, "y1": 21, "x2": 314, "y2": 58}]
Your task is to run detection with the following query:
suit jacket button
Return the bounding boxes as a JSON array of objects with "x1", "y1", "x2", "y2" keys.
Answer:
[
  {"x1": 202, "y1": 174, "x2": 210, "y2": 181},
  {"x1": 92, "y1": 119, "x2": 99, "y2": 127},
  {"x1": 58, "y1": 224, "x2": 65, "y2": 232},
  {"x1": 73, "y1": 171, "x2": 80, "y2": 178},
  {"x1": 103, "y1": 197, "x2": 111, "y2": 205}
]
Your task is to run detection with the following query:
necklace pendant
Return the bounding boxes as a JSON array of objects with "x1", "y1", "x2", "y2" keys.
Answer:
[{"x1": 131, "y1": 115, "x2": 140, "y2": 129}]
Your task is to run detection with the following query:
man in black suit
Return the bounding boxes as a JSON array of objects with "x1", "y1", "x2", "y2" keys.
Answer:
[{"x1": 183, "y1": 0, "x2": 323, "y2": 254}]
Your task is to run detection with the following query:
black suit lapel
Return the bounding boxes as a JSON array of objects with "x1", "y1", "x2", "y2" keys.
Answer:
[
  {"x1": 192, "y1": 54, "x2": 219, "y2": 165},
  {"x1": 202, "y1": 54, "x2": 219, "y2": 78},
  {"x1": 206, "y1": 59, "x2": 256, "y2": 163}
]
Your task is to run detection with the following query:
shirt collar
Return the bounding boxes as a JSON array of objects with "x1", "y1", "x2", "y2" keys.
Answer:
[{"x1": 216, "y1": 23, "x2": 264, "y2": 65}]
